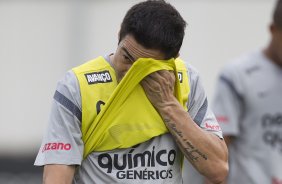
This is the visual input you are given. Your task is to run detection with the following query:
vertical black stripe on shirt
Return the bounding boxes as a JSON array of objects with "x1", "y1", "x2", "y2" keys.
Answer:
[
  {"x1": 219, "y1": 75, "x2": 243, "y2": 102},
  {"x1": 194, "y1": 98, "x2": 208, "y2": 126},
  {"x1": 53, "y1": 90, "x2": 82, "y2": 122}
]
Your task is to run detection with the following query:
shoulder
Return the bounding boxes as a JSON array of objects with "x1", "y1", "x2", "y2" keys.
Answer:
[
  {"x1": 182, "y1": 62, "x2": 202, "y2": 93},
  {"x1": 73, "y1": 56, "x2": 110, "y2": 74},
  {"x1": 214, "y1": 50, "x2": 265, "y2": 101},
  {"x1": 56, "y1": 70, "x2": 81, "y2": 110},
  {"x1": 221, "y1": 50, "x2": 263, "y2": 78},
  {"x1": 185, "y1": 62, "x2": 200, "y2": 83},
  {"x1": 181, "y1": 62, "x2": 207, "y2": 116},
  {"x1": 58, "y1": 70, "x2": 79, "y2": 90},
  {"x1": 57, "y1": 56, "x2": 110, "y2": 106}
]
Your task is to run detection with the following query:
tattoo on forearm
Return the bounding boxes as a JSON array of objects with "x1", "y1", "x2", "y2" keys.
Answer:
[
  {"x1": 166, "y1": 120, "x2": 183, "y2": 138},
  {"x1": 183, "y1": 139, "x2": 208, "y2": 161},
  {"x1": 166, "y1": 122, "x2": 208, "y2": 162}
]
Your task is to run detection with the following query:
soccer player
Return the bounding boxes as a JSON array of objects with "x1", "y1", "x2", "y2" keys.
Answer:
[
  {"x1": 34, "y1": 1, "x2": 228, "y2": 183},
  {"x1": 212, "y1": 0, "x2": 282, "y2": 183}
]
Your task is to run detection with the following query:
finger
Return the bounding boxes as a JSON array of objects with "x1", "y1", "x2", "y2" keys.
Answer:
[
  {"x1": 143, "y1": 77, "x2": 167, "y2": 95},
  {"x1": 157, "y1": 70, "x2": 174, "y2": 76},
  {"x1": 141, "y1": 76, "x2": 160, "y2": 89},
  {"x1": 147, "y1": 71, "x2": 169, "y2": 82},
  {"x1": 156, "y1": 70, "x2": 176, "y2": 82}
]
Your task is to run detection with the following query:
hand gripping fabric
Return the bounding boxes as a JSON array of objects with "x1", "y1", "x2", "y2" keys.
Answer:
[{"x1": 80, "y1": 58, "x2": 189, "y2": 159}]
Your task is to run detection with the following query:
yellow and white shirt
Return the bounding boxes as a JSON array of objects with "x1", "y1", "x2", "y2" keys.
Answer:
[{"x1": 35, "y1": 55, "x2": 222, "y2": 184}]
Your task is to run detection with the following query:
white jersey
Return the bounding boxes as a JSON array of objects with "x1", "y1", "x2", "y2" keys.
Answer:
[
  {"x1": 34, "y1": 56, "x2": 222, "y2": 184},
  {"x1": 213, "y1": 50, "x2": 282, "y2": 184}
]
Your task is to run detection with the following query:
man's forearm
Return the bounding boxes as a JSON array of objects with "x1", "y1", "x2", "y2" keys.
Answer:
[
  {"x1": 43, "y1": 164, "x2": 75, "y2": 184},
  {"x1": 158, "y1": 102, "x2": 228, "y2": 184}
]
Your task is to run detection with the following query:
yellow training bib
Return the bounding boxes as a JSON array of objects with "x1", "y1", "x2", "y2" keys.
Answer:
[{"x1": 72, "y1": 56, "x2": 190, "y2": 159}]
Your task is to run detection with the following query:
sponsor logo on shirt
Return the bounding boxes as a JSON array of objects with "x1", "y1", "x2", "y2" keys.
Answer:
[
  {"x1": 42, "y1": 142, "x2": 71, "y2": 152},
  {"x1": 262, "y1": 113, "x2": 282, "y2": 152},
  {"x1": 245, "y1": 65, "x2": 260, "y2": 75},
  {"x1": 97, "y1": 145, "x2": 176, "y2": 180},
  {"x1": 177, "y1": 72, "x2": 183, "y2": 83},
  {"x1": 258, "y1": 90, "x2": 270, "y2": 98},
  {"x1": 205, "y1": 122, "x2": 221, "y2": 131},
  {"x1": 85, "y1": 70, "x2": 112, "y2": 84},
  {"x1": 216, "y1": 116, "x2": 229, "y2": 124}
]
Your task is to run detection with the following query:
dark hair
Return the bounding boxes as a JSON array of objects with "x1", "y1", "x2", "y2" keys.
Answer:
[
  {"x1": 119, "y1": 0, "x2": 187, "y2": 59},
  {"x1": 273, "y1": 0, "x2": 282, "y2": 29}
]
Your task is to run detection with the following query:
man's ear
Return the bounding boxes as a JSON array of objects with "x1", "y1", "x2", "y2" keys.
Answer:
[
  {"x1": 118, "y1": 29, "x2": 121, "y2": 44},
  {"x1": 269, "y1": 22, "x2": 281, "y2": 35},
  {"x1": 270, "y1": 23, "x2": 275, "y2": 34}
]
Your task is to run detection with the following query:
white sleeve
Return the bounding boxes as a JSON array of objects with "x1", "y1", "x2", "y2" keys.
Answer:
[
  {"x1": 34, "y1": 70, "x2": 84, "y2": 166},
  {"x1": 212, "y1": 63, "x2": 244, "y2": 136},
  {"x1": 187, "y1": 64, "x2": 223, "y2": 139}
]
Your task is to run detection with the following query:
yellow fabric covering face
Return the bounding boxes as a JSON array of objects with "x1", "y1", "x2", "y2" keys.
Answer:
[{"x1": 73, "y1": 57, "x2": 190, "y2": 159}]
